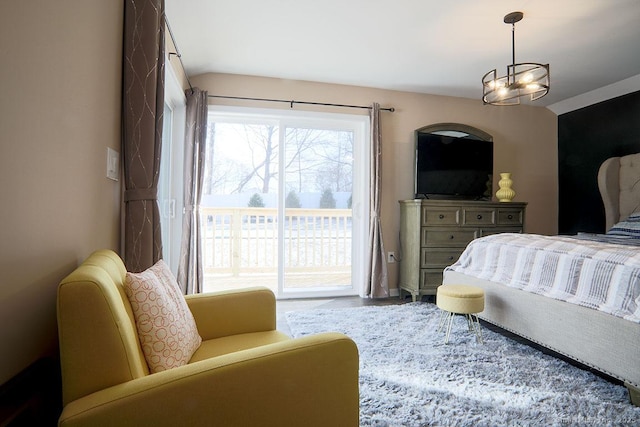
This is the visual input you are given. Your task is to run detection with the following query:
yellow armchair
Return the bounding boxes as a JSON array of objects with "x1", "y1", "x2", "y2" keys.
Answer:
[{"x1": 57, "y1": 250, "x2": 359, "y2": 426}]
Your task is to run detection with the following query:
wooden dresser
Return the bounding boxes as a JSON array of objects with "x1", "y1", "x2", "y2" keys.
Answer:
[{"x1": 398, "y1": 199, "x2": 526, "y2": 301}]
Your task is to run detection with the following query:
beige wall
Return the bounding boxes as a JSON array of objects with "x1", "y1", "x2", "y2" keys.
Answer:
[
  {"x1": 166, "y1": 24, "x2": 191, "y2": 90},
  {"x1": 0, "y1": 2, "x2": 123, "y2": 384},
  {"x1": 192, "y1": 73, "x2": 558, "y2": 292}
]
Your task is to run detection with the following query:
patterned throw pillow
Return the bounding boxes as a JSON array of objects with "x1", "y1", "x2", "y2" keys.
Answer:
[
  {"x1": 607, "y1": 212, "x2": 640, "y2": 238},
  {"x1": 124, "y1": 260, "x2": 202, "y2": 373}
]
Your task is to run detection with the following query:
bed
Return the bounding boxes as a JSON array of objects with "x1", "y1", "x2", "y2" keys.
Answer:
[{"x1": 442, "y1": 152, "x2": 640, "y2": 405}]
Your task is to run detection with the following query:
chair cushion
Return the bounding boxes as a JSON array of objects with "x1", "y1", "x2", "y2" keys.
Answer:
[
  {"x1": 189, "y1": 330, "x2": 291, "y2": 363},
  {"x1": 124, "y1": 260, "x2": 202, "y2": 373}
]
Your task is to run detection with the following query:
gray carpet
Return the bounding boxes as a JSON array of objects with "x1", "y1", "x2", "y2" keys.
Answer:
[{"x1": 285, "y1": 302, "x2": 640, "y2": 427}]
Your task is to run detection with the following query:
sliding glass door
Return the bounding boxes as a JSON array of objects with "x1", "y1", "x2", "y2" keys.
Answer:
[
  {"x1": 201, "y1": 107, "x2": 369, "y2": 298},
  {"x1": 157, "y1": 63, "x2": 186, "y2": 274}
]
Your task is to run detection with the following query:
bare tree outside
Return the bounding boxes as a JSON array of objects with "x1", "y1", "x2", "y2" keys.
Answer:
[
  {"x1": 242, "y1": 124, "x2": 277, "y2": 194},
  {"x1": 203, "y1": 122, "x2": 353, "y2": 206},
  {"x1": 310, "y1": 131, "x2": 353, "y2": 193},
  {"x1": 284, "y1": 127, "x2": 353, "y2": 200}
]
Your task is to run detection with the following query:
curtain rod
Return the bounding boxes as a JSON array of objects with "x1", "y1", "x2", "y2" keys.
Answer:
[
  {"x1": 165, "y1": 16, "x2": 194, "y2": 92},
  {"x1": 208, "y1": 94, "x2": 395, "y2": 112}
]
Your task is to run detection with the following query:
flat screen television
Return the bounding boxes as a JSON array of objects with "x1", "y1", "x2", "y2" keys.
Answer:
[{"x1": 415, "y1": 130, "x2": 493, "y2": 200}]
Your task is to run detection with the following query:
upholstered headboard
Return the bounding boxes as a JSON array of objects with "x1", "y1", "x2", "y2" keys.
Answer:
[{"x1": 597, "y1": 152, "x2": 640, "y2": 231}]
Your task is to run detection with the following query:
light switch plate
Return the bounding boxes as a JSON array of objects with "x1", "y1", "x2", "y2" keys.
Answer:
[{"x1": 106, "y1": 147, "x2": 119, "y2": 181}]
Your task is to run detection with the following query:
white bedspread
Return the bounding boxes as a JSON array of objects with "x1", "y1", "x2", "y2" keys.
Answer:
[{"x1": 445, "y1": 233, "x2": 640, "y2": 323}]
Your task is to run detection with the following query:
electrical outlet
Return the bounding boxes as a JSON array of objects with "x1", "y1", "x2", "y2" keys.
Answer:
[
  {"x1": 387, "y1": 251, "x2": 395, "y2": 263},
  {"x1": 106, "y1": 147, "x2": 119, "y2": 181}
]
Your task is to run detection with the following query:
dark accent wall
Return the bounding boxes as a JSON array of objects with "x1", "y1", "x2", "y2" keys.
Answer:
[{"x1": 558, "y1": 90, "x2": 640, "y2": 235}]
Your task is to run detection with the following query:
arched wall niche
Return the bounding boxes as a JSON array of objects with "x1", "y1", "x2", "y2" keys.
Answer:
[{"x1": 416, "y1": 123, "x2": 493, "y2": 142}]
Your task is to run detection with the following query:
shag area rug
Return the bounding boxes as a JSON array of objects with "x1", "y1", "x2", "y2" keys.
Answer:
[{"x1": 285, "y1": 302, "x2": 640, "y2": 427}]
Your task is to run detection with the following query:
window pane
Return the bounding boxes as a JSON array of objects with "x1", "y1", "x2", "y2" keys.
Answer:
[
  {"x1": 201, "y1": 121, "x2": 279, "y2": 292},
  {"x1": 283, "y1": 127, "x2": 353, "y2": 291}
]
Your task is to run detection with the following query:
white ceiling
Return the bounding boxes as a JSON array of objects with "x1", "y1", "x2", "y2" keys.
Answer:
[{"x1": 165, "y1": 0, "x2": 640, "y2": 108}]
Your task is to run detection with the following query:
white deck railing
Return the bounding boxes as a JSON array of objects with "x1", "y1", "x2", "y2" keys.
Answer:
[{"x1": 200, "y1": 207, "x2": 352, "y2": 276}]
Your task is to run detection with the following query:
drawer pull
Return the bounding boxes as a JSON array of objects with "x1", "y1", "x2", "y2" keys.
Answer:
[
  {"x1": 477, "y1": 214, "x2": 482, "y2": 220},
  {"x1": 508, "y1": 214, "x2": 514, "y2": 220},
  {"x1": 448, "y1": 256, "x2": 454, "y2": 261},
  {"x1": 438, "y1": 214, "x2": 445, "y2": 219},
  {"x1": 449, "y1": 235, "x2": 455, "y2": 240}
]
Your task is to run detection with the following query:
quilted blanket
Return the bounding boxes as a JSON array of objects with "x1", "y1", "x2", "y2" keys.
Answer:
[{"x1": 445, "y1": 233, "x2": 640, "y2": 323}]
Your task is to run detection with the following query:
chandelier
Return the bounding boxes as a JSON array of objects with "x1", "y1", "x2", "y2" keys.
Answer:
[{"x1": 482, "y1": 11, "x2": 550, "y2": 106}]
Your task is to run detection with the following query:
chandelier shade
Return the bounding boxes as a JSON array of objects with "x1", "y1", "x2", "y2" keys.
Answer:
[{"x1": 482, "y1": 12, "x2": 550, "y2": 106}]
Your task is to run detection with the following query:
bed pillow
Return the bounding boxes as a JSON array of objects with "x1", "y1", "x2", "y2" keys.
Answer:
[
  {"x1": 124, "y1": 260, "x2": 202, "y2": 373},
  {"x1": 607, "y1": 212, "x2": 640, "y2": 238}
]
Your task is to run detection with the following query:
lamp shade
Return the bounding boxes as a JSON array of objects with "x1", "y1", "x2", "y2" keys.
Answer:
[
  {"x1": 483, "y1": 63, "x2": 550, "y2": 105},
  {"x1": 482, "y1": 12, "x2": 550, "y2": 106}
]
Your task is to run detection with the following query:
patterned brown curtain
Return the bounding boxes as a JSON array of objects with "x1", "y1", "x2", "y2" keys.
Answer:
[
  {"x1": 177, "y1": 88, "x2": 208, "y2": 294},
  {"x1": 122, "y1": 0, "x2": 165, "y2": 272},
  {"x1": 365, "y1": 103, "x2": 390, "y2": 297}
]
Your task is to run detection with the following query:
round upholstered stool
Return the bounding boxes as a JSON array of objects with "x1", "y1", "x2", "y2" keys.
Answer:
[{"x1": 436, "y1": 284, "x2": 485, "y2": 344}]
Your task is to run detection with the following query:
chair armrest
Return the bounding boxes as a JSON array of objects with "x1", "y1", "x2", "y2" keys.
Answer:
[
  {"x1": 58, "y1": 332, "x2": 359, "y2": 427},
  {"x1": 185, "y1": 286, "x2": 276, "y2": 339}
]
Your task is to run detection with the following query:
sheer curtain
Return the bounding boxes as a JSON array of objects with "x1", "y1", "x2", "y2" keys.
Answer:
[
  {"x1": 364, "y1": 103, "x2": 390, "y2": 298},
  {"x1": 177, "y1": 88, "x2": 208, "y2": 294},
  {"x1": 122, "y1": 0, "x2": 165, "y2": 272}
]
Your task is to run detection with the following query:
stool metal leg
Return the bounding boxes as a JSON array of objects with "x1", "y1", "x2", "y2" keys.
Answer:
[
  {"x1": 465, "y1": 314, "x2": 474, "y2": 331},
  {"x1": 469, "y1": 313, "x2": 483, "y2": 344},
  {"x1": 444, "y1": 312, "x2": 455, "y2": 344},
  {"x1": 439, "y1": 311, "x2": 483, "y2": 344},
  {"x1": 437, "y1": 309, "x2": 448, "y2": 333},
  {"x1": 475, "y1": 314, "x2": 483, "y2": 343}
]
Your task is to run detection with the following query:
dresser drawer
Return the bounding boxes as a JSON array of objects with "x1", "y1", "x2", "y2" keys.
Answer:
[
  {"x1": 462, "y1": 208, "x2": 495, "y2": 226},
  {"x1": 421, "y1": 248, "x2": 463, "y2": 268},
  {"x1": 420, "y1": 269, "x2": 443, "y2": 291},
  {"x1": 497, "y1": 208, "x2": 524, "y2": 226},
  {"x1": 421, "y1": 228, "x2": 477, "y2": 247},
  {"x1": 422, "y1": 207, "x2": 460, "y2": 226}
]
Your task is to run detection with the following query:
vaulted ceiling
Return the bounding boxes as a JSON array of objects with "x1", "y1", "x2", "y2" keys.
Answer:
[{"x1": 165, "y1": 0, "x2": 640, "y2": 107}]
